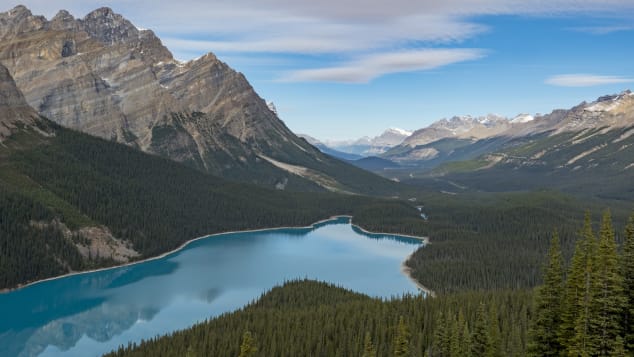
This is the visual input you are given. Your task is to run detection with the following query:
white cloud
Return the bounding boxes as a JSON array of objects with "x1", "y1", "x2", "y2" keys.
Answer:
[
  {"x1": 545, "y1": 74, "x2": 634, "y2": 87},
  {"x1": 282, "y1": 49, "x2": 485, "y2": 83}
]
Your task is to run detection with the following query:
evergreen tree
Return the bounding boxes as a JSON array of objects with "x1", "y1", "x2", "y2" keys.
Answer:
[
  {"x1": 433, "y1": 311, "x2": 450, "y2": 356},
  {"x1": 460, "y1": 314, "x2": 472, "y2": 357},
  {"x1": 238, "y1": 330, "x2": 257, "y2": 357},
  {"x1": 487, "y1": 303, "x2": 502, "y2": 357},
  {"x1": 471, "y1": 303, "x2": 491, "y2": 357},
  {"x1": 528, "y1": 231, "x2": 564, "y2": 356},
  {"x1": 393, "y1": 316, "x2": 411, "y2": 357},
  {"x1": 589, "y1": 210, "x2": 626, "y2": 355},
  {"x1": 362, "y1": 332, "x2": 377, "y2": 357},
  {"x1": 449, "y1": 314, "x2": 461, "y2": 357},
  {"x1": 621, "y1": 215, "x2": 634, "y2": 350},
  {"x1": 562, "y1": 212, "x2": 597, "y2": 355}
]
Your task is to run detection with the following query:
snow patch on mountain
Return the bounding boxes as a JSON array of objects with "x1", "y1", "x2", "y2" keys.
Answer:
[
  {"x1": 388, "y1": 128, "x2": 413, "y2": 137},
  {"x1": 511, "y1": 114, "x2": 534, "y2": 123}
]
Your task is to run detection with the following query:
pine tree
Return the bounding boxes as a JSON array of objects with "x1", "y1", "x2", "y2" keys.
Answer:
[
  {"x1": 621, "y1": 215, "x2": 634, "y2": 351},
  {"x1": 393, "y1": 316, "x2": 411, "y2": 357},
  {"x1": 449, "y1": 314, "x2": 461, "y2": 357},
  {"x1": 460, "y1": 314, "x2": 472, "y2": 357},
  {"x1": 562, "y1": 212, "x2": 597, "y2": 355},
  {"x1": 471, "y1": 303, "x2": 491, "y2": 357},
  {"x1": 487, "y1": 303, "x2": 502, "y2": 357},
  {"x1": 528, "y1": 231, "x2": 564, "y2": 356},
  {"x1": 362, "y1": 332, "x2": 377, "y2": 357},
  {"x1": 238, "y1": 330, "x2": 257, "y2": 357},
  {"x1": 589, "y1": 210, "x2": 626, "y2": 355},
  {"x1": 433, "y1": 311, "x2": 450, "y2": 356},
  {"x1": 454, "y1": 309, "x2": 471, "y2": 357}
]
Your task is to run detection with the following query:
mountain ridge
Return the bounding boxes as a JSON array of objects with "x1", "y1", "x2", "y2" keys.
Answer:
[{"x1": 384, "y1": 91, "x2": 634, "y2": 165}]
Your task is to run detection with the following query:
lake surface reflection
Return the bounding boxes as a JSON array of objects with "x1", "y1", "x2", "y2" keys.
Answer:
[{"x1": 0, "y1": 217, "x2": 423, "y2": 357}]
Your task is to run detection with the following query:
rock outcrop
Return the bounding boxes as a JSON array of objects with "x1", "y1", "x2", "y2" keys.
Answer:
[{"x1": 0, "y1": 62, "x2": 41, "y2": 141}]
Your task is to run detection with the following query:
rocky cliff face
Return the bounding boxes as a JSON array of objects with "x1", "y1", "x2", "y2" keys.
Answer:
[
  {"x1": 0, "y1": 5, "x2": 351, "y2": 190},
  {"x1": 0, "y1": 62, "x2": 41, "y2": 141}
]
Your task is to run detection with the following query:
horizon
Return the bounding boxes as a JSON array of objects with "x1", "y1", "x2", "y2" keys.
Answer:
[{"x1": 4, "y1": 2, "x2": 634, "y2": 140}]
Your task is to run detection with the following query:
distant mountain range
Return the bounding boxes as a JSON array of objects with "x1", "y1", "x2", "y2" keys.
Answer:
[
  {"x1": 384, "y1": 90, "x2": 634, "y2": 166},
  {"x1": 0, "y1": 5, "x2": 398, "y2": 195},
  {"x1": 301, "y1": 128, "x2": 412, "y2": 159},
  {"x1": 349, "y1": 90, "x2": 633, "y2": 199}
]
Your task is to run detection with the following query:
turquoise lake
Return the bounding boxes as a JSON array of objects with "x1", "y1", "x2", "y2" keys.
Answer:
[{"x1": 0, "y1": 217, "x2": 424, "y2": 357}]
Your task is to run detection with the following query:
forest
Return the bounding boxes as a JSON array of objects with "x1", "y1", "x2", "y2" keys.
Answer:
[{"x1": 106, "y1": 212, "x2": 634, "y2": 356}]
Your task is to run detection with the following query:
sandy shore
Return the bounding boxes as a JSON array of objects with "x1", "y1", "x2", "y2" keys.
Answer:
[{"x1": 2, "y1": 215, "x2": 433, "y2": 296}]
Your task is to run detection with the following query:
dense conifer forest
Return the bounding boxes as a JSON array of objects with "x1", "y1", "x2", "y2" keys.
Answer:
[
  {"x1": 403, "y1": 192, "x2": 632, "y2": 293},
  {"x1": 106, "y1": 212, "x2": 634, "y2": 356}
]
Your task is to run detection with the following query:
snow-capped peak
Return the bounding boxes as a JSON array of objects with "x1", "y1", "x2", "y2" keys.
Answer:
[
  {"x1": 387, "y1": 128, "x2": 413, "y2": 137},
  {"x1": 511, "y1": 114, "x2": 535, "y2": 123}
]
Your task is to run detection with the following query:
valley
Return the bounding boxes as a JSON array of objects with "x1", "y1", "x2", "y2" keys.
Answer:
[{"x1": 0, "y1": 3, "x2": 633, "y2": 357}]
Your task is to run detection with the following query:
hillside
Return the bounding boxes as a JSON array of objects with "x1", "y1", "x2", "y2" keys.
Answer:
[{"x1": 0, "y1": 5, "x2": 398, "y2": 195}]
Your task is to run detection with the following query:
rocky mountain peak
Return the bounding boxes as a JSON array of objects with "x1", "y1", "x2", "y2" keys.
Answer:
[
  {"x1": 80, "y1": 7, "x2": 140, "y2": 45},
  {"x1": 8, "y1": 5, "x2": 31, "y2": 17},
  {"x1": 0, "y1": 5, "x2": 46, "y2": 38},
  {"x1": 49, "y1": 10, "x2": 76, "y2": 30}
]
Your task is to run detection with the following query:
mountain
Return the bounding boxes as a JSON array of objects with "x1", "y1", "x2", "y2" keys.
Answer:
[
  {"x1": 325, "y1": 128, "x2": 412, "y2": 157},
  {"x1": 385, "y1": 114, "x2": 510, "y2": 163},
  {"x1": 0, "y1": 5, "x2": 398, "y2": 195},
  {"x1": 385, "y1": 93, "x2": 634, "y2": 169},
  {"x1": 402, "y1": 91, "x2": 634, "y2": 199}
]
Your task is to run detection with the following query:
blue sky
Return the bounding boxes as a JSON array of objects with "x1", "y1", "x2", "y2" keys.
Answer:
[{"x1": 7, "y1": 1, "x2": 634, "y2": 140}]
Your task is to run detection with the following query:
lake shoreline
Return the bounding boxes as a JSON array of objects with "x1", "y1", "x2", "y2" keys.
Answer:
[
  {"x1": 2, "y1": 215, "x2": 432, "y2": 295},
  {"x1": 350, "y1": 224, "x2": 435, "y2": 297}
]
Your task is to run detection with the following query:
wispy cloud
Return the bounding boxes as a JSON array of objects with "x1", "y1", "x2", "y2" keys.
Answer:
[
  {"x1": 545, "y1": 74, "x2": 634, "y2": 87},
  {"x1": 571, "y1": 25, "x2": 634, "y2": 34},
  {"x1": 282, "y1": 49, "x2": 484, "y2": 83}
]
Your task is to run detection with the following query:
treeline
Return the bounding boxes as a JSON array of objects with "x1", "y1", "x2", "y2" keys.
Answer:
[
  {"x1": 0, "y1": 124, "x2": 428, "y2": 289},
  {"x1": 528, "y1": 212, "x2": 634, "y2": 356},
  {"x1": 0, "y1": 188, "x2": 85, "y2": 288},
  {"x1": 104, "y1": 280, "x2": 532, "y2": 357}
]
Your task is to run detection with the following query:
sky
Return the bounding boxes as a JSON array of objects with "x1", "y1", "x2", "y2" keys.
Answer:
[{"x1": 4, "y1": 1, "x2": 634, "y2": 140}]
